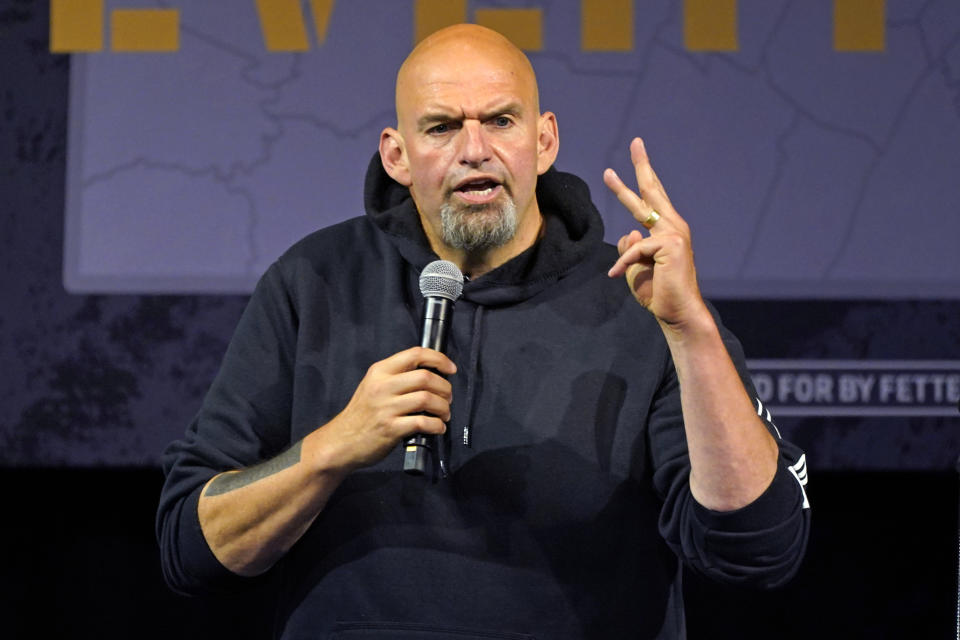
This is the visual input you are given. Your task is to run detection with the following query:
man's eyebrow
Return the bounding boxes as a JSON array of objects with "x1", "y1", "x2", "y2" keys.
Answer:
[
  {"x1": 417, "y1": 111, "x2": 457, "y2": 130},
  {"x1": 415, "y1": 102, "x2": 525, "y2": 130},
  {"x1": 488, "y1": 102, "x2": 523, "y2": 118}
]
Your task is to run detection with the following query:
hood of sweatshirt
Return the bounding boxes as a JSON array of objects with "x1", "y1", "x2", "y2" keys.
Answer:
[{"x1": 363, "y1": 153, "x2": 606, "y2": 307}]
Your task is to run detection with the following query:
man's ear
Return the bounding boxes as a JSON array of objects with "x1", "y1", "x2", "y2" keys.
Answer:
[
  {"x1": 536, "y1": 111, "x2": 559, "y2": 175},
  {"x1": 379, "y1": 128, "x2": 412, "y2": 186}
]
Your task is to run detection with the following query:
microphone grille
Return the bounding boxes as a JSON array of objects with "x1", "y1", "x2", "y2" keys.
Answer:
[{"x1": 419, "y1": 260, "x2": 464, "y2": 301}]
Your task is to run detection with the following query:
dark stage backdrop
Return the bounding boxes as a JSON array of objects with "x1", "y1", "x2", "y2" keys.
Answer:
[{"x1": 0, "y1": 2, "x2": 958, "y2": 638}]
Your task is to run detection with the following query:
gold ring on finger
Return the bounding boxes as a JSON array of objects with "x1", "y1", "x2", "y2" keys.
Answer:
[{"x1": 641, "y1": 209, "x2": 660, "y2": 229}]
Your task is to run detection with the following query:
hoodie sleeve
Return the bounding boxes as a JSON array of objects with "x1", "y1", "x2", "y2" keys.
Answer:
[
  {"x1": 649, "y1": 311, "x2": 811, "y2": 589},
  {"x1": 156, "y1": 261, "x2": 298, "y2": 595}
]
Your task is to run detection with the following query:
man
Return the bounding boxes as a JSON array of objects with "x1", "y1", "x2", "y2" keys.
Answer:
[{"x1": 158, "y1": 24, "x2": 809, "y2": 638}]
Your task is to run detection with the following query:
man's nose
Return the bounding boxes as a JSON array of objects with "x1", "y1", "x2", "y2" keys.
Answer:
[{"x1": 459, "y1": 121, "x2": 491, "y2": 166}]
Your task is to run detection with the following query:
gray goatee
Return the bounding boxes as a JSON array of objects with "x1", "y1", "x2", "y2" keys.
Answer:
[{"x1": 439, "y1": 199, "x2": 518, "y2": 252}]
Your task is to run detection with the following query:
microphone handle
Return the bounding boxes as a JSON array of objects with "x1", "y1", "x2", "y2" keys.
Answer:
[{"x1": 403, "y1": 296, "x2": 454, "y2": 475}]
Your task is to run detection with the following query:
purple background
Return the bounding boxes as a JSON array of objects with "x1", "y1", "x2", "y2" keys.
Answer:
[
  {"x1": 3, "y1": 1, "x2": 960, "y2": 469},
  {"x1": 63, "y1": 0, "x2": 960, "y2": 298}
]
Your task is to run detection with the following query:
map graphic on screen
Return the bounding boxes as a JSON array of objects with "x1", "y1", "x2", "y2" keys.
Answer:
[{"x1": 63, "y1": 0, "x2": 960, "y2": 298}]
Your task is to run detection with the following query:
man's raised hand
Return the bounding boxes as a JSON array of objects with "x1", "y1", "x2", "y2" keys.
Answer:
[{"x1": 604, "y1": 137, "x2": 707, "y2": 329}]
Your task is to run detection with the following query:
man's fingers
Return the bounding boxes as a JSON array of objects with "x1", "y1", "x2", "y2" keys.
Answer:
[
  {"x1": 630, "y1": 138, "x2": 667, "y2": 204},
  {"x1": 624, "y1": 262, "x2": 653, "y2": 300},
  {"x1": 608, "y1": 236, "x2": 658, "y2": 278},
  {"x1": 627, "y1": 138, "x2": 682, "y2": 231},
  {"x1": 603, "y1": 168, "x2": 648, "y2": 222},
  {"x1": 391, "y1": 368, "x2": 453, "y2": 402},
  {"x1": 379, "y1": 346, "x2": 457, "y2": 376},
  {"x1": 395, "y1": 414, "x2": 447, "y2": 437},
  {"x1": 604, "y1": 167, "x2": 668, "y2": 233},
  {"x1": 393, "y1": 389, "x2": 452, "y2": 423},
  {"x1": 367, "y1": 351, "x2": 455, "y2": 423},
  {"x1": 617, "y1": 229, "x2": 644, "y2": 257}
]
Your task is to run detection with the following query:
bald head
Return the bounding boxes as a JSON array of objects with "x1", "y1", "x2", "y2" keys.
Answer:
[
  {"x1": 395, "y1": 24, "x2": 540, "y2": 133},
  {"x1": 378, "y1": 23, "x2": 559, "y2": 276}
]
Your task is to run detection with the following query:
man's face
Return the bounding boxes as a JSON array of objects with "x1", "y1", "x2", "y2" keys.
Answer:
[{"x1": 389, "y1": 35, "x2": 555, "y2": 255}]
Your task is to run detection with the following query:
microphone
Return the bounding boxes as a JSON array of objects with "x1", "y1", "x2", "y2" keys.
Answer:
[{"x1": 403, "y1": 260, "x2": 464, "y2": 475}]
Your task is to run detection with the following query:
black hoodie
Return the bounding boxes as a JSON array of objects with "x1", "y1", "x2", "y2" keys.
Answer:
[{"x1": 157, "y1": 155, "x2": 810, "y2": 639}]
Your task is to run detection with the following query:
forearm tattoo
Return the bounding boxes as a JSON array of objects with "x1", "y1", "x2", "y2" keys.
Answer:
[{"x1": 204, "y1": 441, "x2": 304, "y2": 497}]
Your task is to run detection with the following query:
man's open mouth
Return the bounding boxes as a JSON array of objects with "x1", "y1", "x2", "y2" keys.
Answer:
[
  {"x1": 453, "y1": 178, "x2": 504, "y2": 202},
  {"x1": 458, "y1": 179, "x2": 499, "y2": 193}
]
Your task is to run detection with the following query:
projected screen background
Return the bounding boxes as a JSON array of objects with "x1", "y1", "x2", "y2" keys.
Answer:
[
  {"x1": 1, "y1": 1, "x2": 957, "y2": 469},
  {"x1": 63, "y1": 0, "x2": 960, "y2": 298}
]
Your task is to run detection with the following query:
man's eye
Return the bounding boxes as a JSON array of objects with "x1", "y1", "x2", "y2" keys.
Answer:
[
  {"x1": 427, "y1": 121, "x2": 460, "y2": 136},
  {"x1": 493, "y1": 116, "x2": 511, "y2": 127}
]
